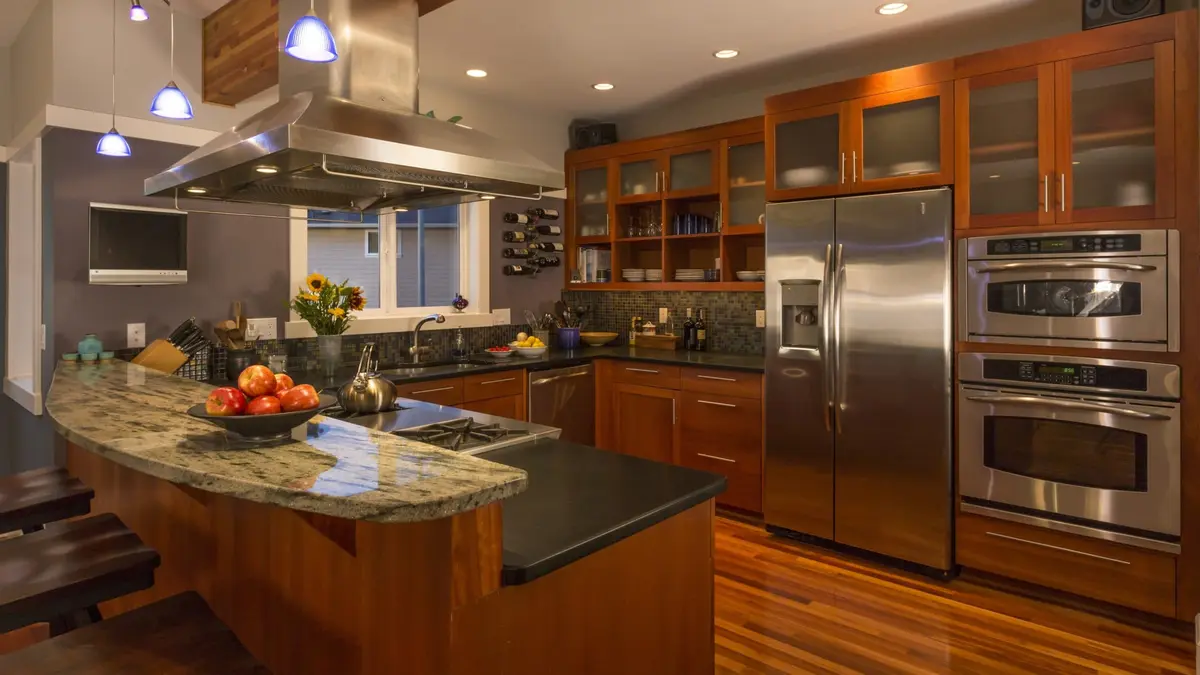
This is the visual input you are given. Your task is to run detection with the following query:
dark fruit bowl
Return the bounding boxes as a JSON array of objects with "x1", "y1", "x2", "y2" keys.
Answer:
[{"x1": 186, "y1": 394, "x2": 338, "y2": 441}]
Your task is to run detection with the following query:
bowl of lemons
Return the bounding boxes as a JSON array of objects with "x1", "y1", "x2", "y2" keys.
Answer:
[{"x1": 513, "y1": 334, "x2": 548, "y2": 358}]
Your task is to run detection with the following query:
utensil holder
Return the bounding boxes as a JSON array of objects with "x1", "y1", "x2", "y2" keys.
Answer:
[
  {"x1": 225, "y1": 348, "x2": 259, "y2": 381},
  {"x1": 557, "y1": 327, "x2": 580, "y2": 349}
]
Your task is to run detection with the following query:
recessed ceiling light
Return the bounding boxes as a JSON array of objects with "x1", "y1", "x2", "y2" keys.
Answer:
[
  {"x1": 713, "y1": 49, "x2": 739, "y2": 59},
  {"x1": 395, "y1": 207, "x2": 409, "y2": 212},
  {"x1": 466, "y1": 69, "x2": 488, "y2": 78},
  {"x1": 988, "y1": 175, "x2": 1001, "y2": 179},
  {"x1": 876, "y1": 2, "x2": 908, "y2": 15},
  {"x1": 481, "y1": 195, "x2": 496, "y2": 200},
  {"x1": 186, "y1": 187, "x2": 207, "y2": 194},
  {"x1": 1073, "y1": 160, "x2": 1081, "y2": 165},
  {"x1": 255, "y1": 166, "x2": 279, "y2": 174},
  {"x1": 592, "y1": 83, "x2": 614, "y2": 91}
]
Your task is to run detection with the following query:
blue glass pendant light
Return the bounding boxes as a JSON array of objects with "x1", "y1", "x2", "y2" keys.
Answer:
[
  {"x1": 150, "y1": 6, "x2": 193, "y2": 119},
  {"x1": 99, "y1": 0, "x2": 130, "y2": 157},
  {"x1": 285, "y1": 0, "x2": 338, "y2": 63},
  {"x1": 129, "y1": 1, "x2": 148, "y2": 21}
]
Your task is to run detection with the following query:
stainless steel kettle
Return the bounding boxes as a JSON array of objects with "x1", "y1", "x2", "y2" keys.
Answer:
[{"x1": 336, "y1": 343, "x2": 397, "y2": 414}]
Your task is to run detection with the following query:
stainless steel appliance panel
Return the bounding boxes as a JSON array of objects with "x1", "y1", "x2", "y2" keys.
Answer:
[
  {"x1": 529, "y1": 364, "x2": 595, "y2": 445},
  {"x1": 764, "y1": 198, "x2": 836, "y2": 540},
  {"x1": 832, "y1": 189, "x2": 954, "y2": 570}
]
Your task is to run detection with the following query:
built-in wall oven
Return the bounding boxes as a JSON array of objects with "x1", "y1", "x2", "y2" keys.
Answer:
[
  {"x1": 959, "y1": 353, "x2": 1181, "y2": 553},
  {"x1": 960, "y1": 229, "x2": 1178, "y2": 352}
]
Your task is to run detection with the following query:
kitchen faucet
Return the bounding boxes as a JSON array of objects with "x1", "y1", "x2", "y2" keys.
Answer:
[{"x1": 409, "y1": 314, "x2": 446, "y2": 363}]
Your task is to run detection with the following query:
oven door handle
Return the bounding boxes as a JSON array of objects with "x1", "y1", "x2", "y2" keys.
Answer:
[
  {"x1": 973, "y1": 261, "x2": 1157, "y2": 273},
  {"x1": 964, "y1": 395, "x2": 1172, "y2": 421}
]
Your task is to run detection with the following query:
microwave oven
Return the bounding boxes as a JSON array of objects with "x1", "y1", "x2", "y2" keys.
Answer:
[{"x1": 89, "y1": 203, "x2": 188, "y2": 285}]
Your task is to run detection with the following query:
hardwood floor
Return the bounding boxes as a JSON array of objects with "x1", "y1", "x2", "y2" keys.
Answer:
[{"x1": 714, "y1": 517, "x2": 1195, "y2": 674}]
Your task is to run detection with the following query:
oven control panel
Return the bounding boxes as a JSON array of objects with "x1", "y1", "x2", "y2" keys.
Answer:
[
  {"x1": 983, "y1": 359, "x2": 1148, "y2": 392},
  {"x1": 986, "y1": 234, "x2": 1143, "y2": 256}
]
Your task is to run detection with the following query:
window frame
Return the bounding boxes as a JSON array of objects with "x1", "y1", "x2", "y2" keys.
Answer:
[
  {"x1": 364, "y1": 230, "x2": 380, "y2": 258},
  {"x1": 287, "y1": 202, "x2": 494, "y2": 338}
]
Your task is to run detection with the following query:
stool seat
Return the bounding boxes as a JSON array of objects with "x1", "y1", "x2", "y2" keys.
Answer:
[
  {"x1": 0, "y1": 513, "x2": 159, "y2": 634},
  {"x1": 0, "y1": 591, "x2": 270, "y2": 673},
  {"x1": 0, "y1": 467, "x2": 93, "y2": 534}
]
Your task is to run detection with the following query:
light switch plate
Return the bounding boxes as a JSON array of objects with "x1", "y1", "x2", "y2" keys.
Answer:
[
  {"x1": 127, "y1": 323, "x2": 146, "y2": 349},
  {"x1": 658, "y1": 307, "x2": 668, "y2": 323},
  {"x1": 494, "y1": 308, "x2": 511, "y2": 326},
  {"x1": 246, "y1": 318, "x2": 278, "y2": 341},
  {"x1": 755, "y1": 310, "x2": 766, "y2": 328}
]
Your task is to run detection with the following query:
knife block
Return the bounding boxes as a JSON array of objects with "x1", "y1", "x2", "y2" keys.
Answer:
[{"x1": 131, "y1": 339, "x2": 190, "y2": 374}]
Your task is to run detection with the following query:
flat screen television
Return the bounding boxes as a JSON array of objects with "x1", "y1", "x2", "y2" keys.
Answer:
[{"x1": 89, "y1": 202, "x2": 188, "y2": 285}]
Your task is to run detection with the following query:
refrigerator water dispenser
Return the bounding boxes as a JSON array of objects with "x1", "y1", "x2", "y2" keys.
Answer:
[{"x1": 779, "y1": 281, "x2": 821, "y2": 348}]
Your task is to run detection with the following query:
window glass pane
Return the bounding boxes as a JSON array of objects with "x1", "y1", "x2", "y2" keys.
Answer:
[
  {"x1": 306, "y1": 210, "x2": 381, "y2": 309},
  {"x1": 396, "y1": 205, "x2": 460, "y2": 307},
  {"x1": 365, "y1": 231, "x2": 379, "y2": 256}
]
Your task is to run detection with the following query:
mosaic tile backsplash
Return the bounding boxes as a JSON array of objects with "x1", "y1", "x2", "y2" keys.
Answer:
[{"x1": 561, "y1": 290, "x2": 765, "y2": 355}]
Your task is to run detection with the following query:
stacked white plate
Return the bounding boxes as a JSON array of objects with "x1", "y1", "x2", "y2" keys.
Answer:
[
  {"x1": 622, "y1": 268, "x2": 646, "y2": 282},
  {"x1": 645, "y1": 269, "x2": 663, "y2": 282},
  {"x1": 674, "y1": 268, "x2": 706, "y2": 281},
  {"x1": 736, "y1": 270, "x2": 765, "y2": 281}
]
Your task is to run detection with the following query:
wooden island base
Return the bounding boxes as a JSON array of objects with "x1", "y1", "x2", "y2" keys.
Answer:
[{"x1": 65, "y1": 442, "x2": 716, "y2": 674}]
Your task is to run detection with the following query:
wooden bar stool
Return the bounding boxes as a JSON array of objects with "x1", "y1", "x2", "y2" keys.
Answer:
[
  {"x1": 0, "y1": 513, "x2": 159, "y2": 636},
  {"x1": 0, "y1": 467, "x2": 94, "y2": 534},
  {"x1": 0, "y1": 591, "x2": 270, "y2": 673}
]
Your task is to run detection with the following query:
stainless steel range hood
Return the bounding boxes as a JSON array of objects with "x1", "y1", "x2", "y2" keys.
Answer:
[{"x1": 145, "y1": 0, "x2": 564, "y2": 213}]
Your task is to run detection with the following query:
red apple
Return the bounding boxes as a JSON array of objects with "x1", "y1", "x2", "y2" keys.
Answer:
[
  {"x1": 246, "y1": 395, "x2": 281, "y2": 416},
  {"x1": 280, "y1": 384, "x2": 321, "y2": 412},
  {"x1": 238, "y1": 365, "x2": 276, "y2": 398},
  {"x1": 205, "y1": 387, "x2": 247, "y2": 416},
  {"x1": 275, "y1": 373, "x2": 295, "y2": 392}
]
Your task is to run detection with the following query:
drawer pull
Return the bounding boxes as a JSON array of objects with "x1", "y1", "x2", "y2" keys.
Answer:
[
  {"x1": 480, "y1": 377, "x2": 516, "y2": 385},
  {"x1": 697, "y1": 453, "x2": 736, "y2": 464},
  {"x1": 625, "y1": 368, "x2": 660, "y2": 374},
  {"x1": 411, "y1": 386, "x2": 455, "y2": 395},
  {"x1": 698, "y1": 399, "x2": 737, "y2": 408},
  {"x1": 697, "y1": 374, "x2": 737, "y2": 383},
  {"x1": 984, "y1": 532, "x2": 1130, "y2": 565}
]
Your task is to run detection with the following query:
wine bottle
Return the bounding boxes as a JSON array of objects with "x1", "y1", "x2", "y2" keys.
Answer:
[
  {"x1": 695, "y1": 309, "x2": 708, "y2": 352},
  {"x1": 501, "y1": 247, "x2": 534, "y2": 259},
  {"x1": 683, "y1": 308, "x2": 695, "y2": 351},
  {"x1": 532, "y1": 256, "x2": 561, "y2": 267},
  {"x1": 504, "y1": 213, "x2": 531, "y2": 225},
  {"x1": 530, "y1": 242, "x2": 565, "y2": 252},
  {"x1": 529, "y1": 208, "x2": 560, "y2": 220},
  {"x1": 502, "y1": 230, "x2": 528, "y2": 243},
  {"x1": 534, "y1": 224, "x2": 562, "y2": 236},
  {"x1": 502, "y1": 264, "x2": 536, "y2": 276}
]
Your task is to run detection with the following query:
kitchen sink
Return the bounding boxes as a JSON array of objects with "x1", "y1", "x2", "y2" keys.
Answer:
[{"x1": 379, "y1": 362, "x2": 482, "y2": 377}]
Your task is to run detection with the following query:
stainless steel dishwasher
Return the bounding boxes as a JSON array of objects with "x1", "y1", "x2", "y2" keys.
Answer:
[{"x1": 528, "y1": 364, "x2": 594, "y2": 445}]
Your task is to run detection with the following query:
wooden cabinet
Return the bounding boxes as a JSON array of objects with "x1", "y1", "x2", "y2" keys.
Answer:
[
  {"x1": 957, "y1": 511, "x2": 1176, "y2": 617},
  {"x1": 463, "y1": 371, "x2": 524, "y2": 402},
  {"x1": 612, "y1": 363, "x2": 680, "y2": 389},
  {"x1": 393, "y1": 370, "x2": 527, "y2": 420},
  {"x1": 571, "y1": 159, "x2": 612, "y2": 243},
  {"x1": 611, "y1": 383, "x2": 679, "y2": 465},
  {"x1": 395, "y1": 379, "x2": 464, "y2": 407},
  {"x1": 956, "y1": 43, "x2": 1175, "y2": 229},
  {"x1": 459, "y1": 394, "x2": 524, "y2": 421},
  {"x1": 665, "y1": 142, "x2": 720, "y2": 199},
  {"x1": 616, "y1": 151, "x2": 666, "y2": 204},
  {"x1": 767, "y1": 83, "x2": 953, "y2": 201},
  {"x1": 679, "y1": 392, "x2": 762, "y2": 513}
]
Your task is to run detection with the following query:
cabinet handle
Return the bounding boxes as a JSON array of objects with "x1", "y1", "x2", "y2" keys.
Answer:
[
  {"x1": 698, "y1": 399, "x2": 737, "y2": 408},
  {"x1": 841, "y1": 153, "x2": 847, "y2": 184},
  {"x1": 626, "y1": 367, "x2": 660, "y2": 374},
  {"x1": 411, "y1": 386, "x2": 455, "y2": 395},
  {"x1": 1060, "y1": 173, "x2": 1066, "y2": 212},
  {"x1": 1043, "y1": 175, "x2": 1049, "y2": 213},
  {"x1": 655, "y1": 171, "x2": 660, "y2": 193},
  {"x1": 984, "y1": 532, "x2": 1130, "y2": 565},
  {"x1": 479, "y1": 377, "x2": 516, "y2": 385},
  {"x1": 852, "y1": 150, "x2": 858, "y2": 183},
  {"x1": 697, "y1": 374, "x2": 736, "y2": 383},
  {"x1": 672, "y1": 398, "x2": 676, "y2": 425},
  {"x1": 697, "y1": 453, "x2": 736, "y2": 464}
]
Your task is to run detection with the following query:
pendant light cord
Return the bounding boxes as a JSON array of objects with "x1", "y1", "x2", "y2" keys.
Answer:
[
  {"x1": 111, "y1": 0, "x2": 117, "y2": 126},
  {"x1": 169, "y1": 5, "x2": 175, "y2": 79}
]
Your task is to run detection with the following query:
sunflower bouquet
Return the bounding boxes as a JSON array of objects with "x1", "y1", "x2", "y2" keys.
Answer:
[{"x1": 290, "y1": 273, "x2": 367, "y2": 335}]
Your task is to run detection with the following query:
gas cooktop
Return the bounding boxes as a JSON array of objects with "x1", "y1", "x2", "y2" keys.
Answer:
[{"x1": 392, "y1": 418, "x2": 532, "y2": 453}]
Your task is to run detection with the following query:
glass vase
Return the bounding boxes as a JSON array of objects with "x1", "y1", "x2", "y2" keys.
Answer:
[{"x1": 317, "y1": 334, "x2": 342, "y2": 377}]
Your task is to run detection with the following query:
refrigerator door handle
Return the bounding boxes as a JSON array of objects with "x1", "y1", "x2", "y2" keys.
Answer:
[
  {"x1": 820, "y1": 244, "x2": 834, "y2": 431},
  {"x1": 833, "y1": 242, "x2": 845, "y2": 434}
]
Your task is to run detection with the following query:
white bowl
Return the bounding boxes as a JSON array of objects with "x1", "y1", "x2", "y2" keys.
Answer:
[
  {"x1": 736, "y1": 272, "x2": 760, "y2": 281},
  {"x1": 516, "y1": 346, "x2": 548, "y2": 358},
  {"x1": 486, "y1": 349, "x2": 516, "y2": 359}
]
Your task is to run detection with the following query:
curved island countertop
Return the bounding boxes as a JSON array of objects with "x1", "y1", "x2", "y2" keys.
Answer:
[{"x1": 45, "y1": 361, "x2": 527, "y2": 523}]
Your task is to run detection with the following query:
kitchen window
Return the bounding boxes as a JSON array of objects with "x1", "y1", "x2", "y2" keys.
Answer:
[{"x1": 288, "y1": 202, "x2": 491, "y2": 337}]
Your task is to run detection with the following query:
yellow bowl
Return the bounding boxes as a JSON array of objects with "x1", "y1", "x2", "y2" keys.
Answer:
[{"x1": 580, "y1": 332, "x2": 619, "y2": 347}]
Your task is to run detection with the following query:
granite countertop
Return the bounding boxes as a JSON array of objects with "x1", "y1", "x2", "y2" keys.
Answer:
[
  {"x1": 45, "y1": 361, "x2": 527, "y2": 523},
  {"x1": 483, "y1": 438, "x2": 727, "y2": 585}
]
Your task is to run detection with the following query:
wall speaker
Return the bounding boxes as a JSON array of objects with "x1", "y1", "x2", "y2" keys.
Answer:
[
  {"x1": 1083, "y1": 0, "x2": 1164, "y2": 30},
  {"x1": 570, "y1": 120, "x2": 618, "y2": 151}
]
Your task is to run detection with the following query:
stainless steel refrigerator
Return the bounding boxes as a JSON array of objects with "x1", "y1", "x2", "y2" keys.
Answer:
[{"x1": 764, "y1": 188, "x2": 954, "y2": 573}]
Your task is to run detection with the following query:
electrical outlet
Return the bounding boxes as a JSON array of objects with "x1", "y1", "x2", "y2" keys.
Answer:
[
  {"x1": 245, "y1": 318, "x2": 278, "y2": 341},
  {"x1": 127, "y1": 323, "x2": 146, "y2": 349},
  {"x1": 658, "y1": 307, "x2": 668, "y2": 323},
  {"x1": 755, "y1": 310, "x2": 766, "y2": 328},
  {"x1": 494, "y1": 308, "x2": 511, "y2": 326}
]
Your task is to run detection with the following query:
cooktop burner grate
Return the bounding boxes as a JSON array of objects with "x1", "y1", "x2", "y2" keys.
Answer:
[{"x1": 391, "y1": 418, "x2": 531, "y2": 451}]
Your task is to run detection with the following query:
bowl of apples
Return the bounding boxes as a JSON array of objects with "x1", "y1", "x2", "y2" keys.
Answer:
[{"x1": 188, "y1": 365, "x2": 336, "y2": 441}]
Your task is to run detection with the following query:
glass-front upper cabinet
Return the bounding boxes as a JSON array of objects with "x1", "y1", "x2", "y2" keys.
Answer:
[
  {"x1": 725, "y1": 135, "x2": 765, "y2": 230},
  {"x1": 572, "y1": 160, "x2": 610, "y2": 240},
  {"x1": 957, "y1": 65, "x2": 1055, "y2": 229},
  {"x1": 1057, "y1": 44, "x2": 1174, "y2": 223},
  {"x1": 849, "y1": 82, "x2": 954, "y2": 192},
  {"x1": 617, "y1": 152, "x2": 665, "y2": 204},
  {"x1": 666, "y1": 142, "x2": 718, "y2": 198},
  {"x1": 767, "y1": 102, "x2": 846, "y2": 201}
]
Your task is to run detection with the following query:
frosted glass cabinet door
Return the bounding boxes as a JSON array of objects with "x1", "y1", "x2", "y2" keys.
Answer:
[
  {"x1": 767, "y1": 102, "x2": 845, "y2": 200},
  {"x1": 853, "y1": 82, "x2": 953, "y2": 191},
  {"x1": 1057, "y1": 44, "x2": 1174, "y2": 222},
  {"x1": 666, "y1": 144, "x2": 718, "y2": 197},
  {"x1": 618, "y1": 153, "x2": 664, "y2": 203},
  {"x1": 573, "y1": 163, "x2": 610, "y2": 239}
]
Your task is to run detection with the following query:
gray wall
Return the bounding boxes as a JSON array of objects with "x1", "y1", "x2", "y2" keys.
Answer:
[
  {"x1": 489, "y1": 197, "x2": 566, "y2": 321},
  {"x1": 44, "y1": 128, "x2": 289, "y2": 362}
]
